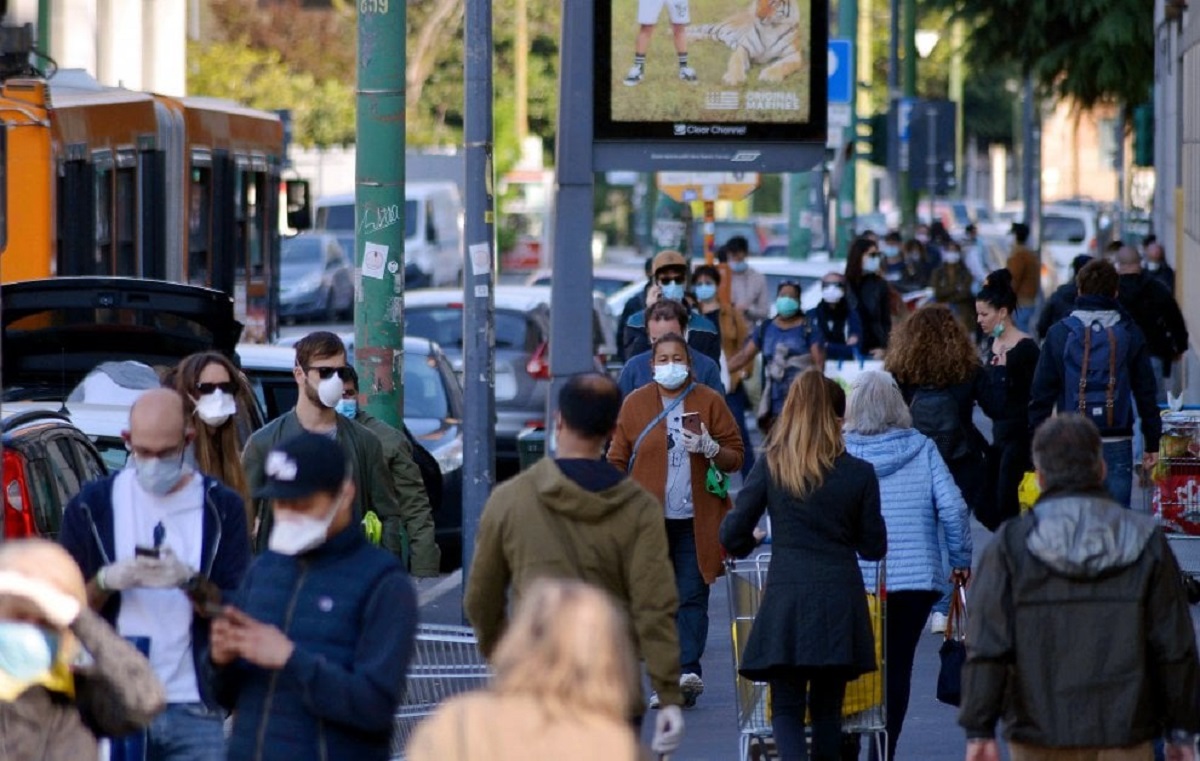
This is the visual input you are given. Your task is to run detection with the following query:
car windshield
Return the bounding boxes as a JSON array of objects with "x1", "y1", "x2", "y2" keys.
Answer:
[
  {"x1": 282, "y1": 238, "x2": 323, "y2": 268},
  {"x1": 404, "y1": 355, "x2": 449, "y2": 419},
  {"x1": 1043, "y1": 215, "x2": 1088, "y2": 243},
  {"x1": 406, "y1": 308, "x2": 529, "y2": 351}
]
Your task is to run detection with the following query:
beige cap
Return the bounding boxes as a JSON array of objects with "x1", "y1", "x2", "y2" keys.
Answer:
[{"x1": 652, "y1": 250, "x2": 687, "y2": 275}]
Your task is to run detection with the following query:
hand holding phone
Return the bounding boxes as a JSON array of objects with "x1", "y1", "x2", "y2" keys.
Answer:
[
  {"x1": 135, "y1": 546, "x2": 161, "y2": 559},
  {"x1": 681, "y1": 412, "x2": 702, "y2": 435}
]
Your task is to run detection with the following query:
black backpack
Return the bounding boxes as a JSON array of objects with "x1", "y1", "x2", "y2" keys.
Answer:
[{"x1": 910, "y1": 386, "x2": 971, "y2": 463}]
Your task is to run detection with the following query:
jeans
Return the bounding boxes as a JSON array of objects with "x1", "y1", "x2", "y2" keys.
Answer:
[
  {"x1": 868, "y1": 590, "x2": 941, "y2": 761},
  {"x1": 666, "y1": 518, "x2": 710, "y2": 676},
  {"x1": 726, "y1": 386, "x2": 756, "y2": 478},
  {"x1": 1103, "y1": 439, "x2": 1134, "y2": 509},
  {"x1": 771, "y1": 669, "x2": 848, "y2": 761},
  {"x1": 147, "y1": 702, "x2": 226, "y2": 761}
]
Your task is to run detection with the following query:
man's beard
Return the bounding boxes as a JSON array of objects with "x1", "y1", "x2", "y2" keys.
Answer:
[{"x1": 303, "y1": 378, "x2": 324, "y2": 407}]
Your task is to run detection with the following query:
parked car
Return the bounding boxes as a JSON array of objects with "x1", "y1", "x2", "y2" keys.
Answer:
[
  {"x1": 1, "y1": 408, "x2": 107, "y2": 539},
  {"x1": 745, "y1": 256, "x2": 844, "y2": 313},
  {"x1": 280, "y1": 232, "x2": 354, "y2": 323},
  {"x1": 1042, "y1": 204, "x2": 1105, "y2": 285},
  {"x1": 524, "y1": 265, "x2": 644, "y2": 297},
  {"x1": 240, "y1": 336, "x2": 465, "y2": 570}
]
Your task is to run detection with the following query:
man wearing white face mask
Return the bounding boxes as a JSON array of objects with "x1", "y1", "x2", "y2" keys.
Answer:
[
  {"x1": 209, "y1": 433, "x2": 417, "y2": 761},
  {"x1": 242, "y1": 331, "x2": 401, "y2": 558},
  {"x1": 60, "y1": 388, "x2": 251, "y2": 761}
]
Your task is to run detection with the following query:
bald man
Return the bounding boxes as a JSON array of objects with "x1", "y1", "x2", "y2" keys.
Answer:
[
  {"x1": 1115, "y1": 244, "x2": 1189, "y2": 402},
  {"x1": 60, "y1": 387, "x2": 250, "y2": 761}
]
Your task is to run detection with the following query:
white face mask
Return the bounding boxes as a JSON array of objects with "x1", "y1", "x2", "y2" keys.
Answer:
[
  {"x1": 821, "y1": 285, "x2": 844, "y2": 303},
  {"x1": 653, "y1": 362, "x2": 690, "y2": 390},
  {"x1": 195, "y1": 390, "x2": 236, "y2": 428},
  {"x1": 943, "y1": 252, "x2": 961, "y2": 264},
  {"x1": 268, "y1": 499, "x2": 342, "y2": 556},
  {"x1": 862, "y1": 256, "x2": 881, "y2": 274},
  {"x1": 316, "y1": 376, "x2": 344, "y2": 409},
  {"x1": 133, "y1": 452, "x2": 190, "y2": 495}
]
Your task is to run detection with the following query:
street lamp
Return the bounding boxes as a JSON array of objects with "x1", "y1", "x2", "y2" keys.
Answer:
[
  {"x1": 915, "y1": 30, "x2": 942, "y2": 225},
  {"x1": 915, "y1": 30, "x2": 940, "y2": 59}
]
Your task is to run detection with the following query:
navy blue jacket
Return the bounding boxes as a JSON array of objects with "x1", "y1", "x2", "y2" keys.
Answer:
[
  {"x1": 623, "y1": 307, "x2": 722, "y2": 365},
  {"x1": 58, "y1": 472, "x2": 251, "y2": 711},
  {"x1": 212, "y1": 526, "x2": 417, "y2": 761},
  {"x1": 617, "y1": 347, "x2": 725, "y2": 397},
  {"x1": 1028, "y1": 300, "x2": 1162, "y2": 452}
]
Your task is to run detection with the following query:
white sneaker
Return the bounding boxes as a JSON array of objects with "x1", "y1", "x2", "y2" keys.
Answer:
[
  {"x1": 678, "y1": 66, "x2": 698, "y2": 83},
  {"x1": 623, "y1": 65, "x2": 644, "y2": 86},
  {"x1": 647, "y1": 691, "x2": 661, "y2": 710},
  {"x1": 680, "y1": 672, "x2": 704, "y2": 708},
  {"x1": 929, "y1": 612, "x2": 948, "y2": 634}
]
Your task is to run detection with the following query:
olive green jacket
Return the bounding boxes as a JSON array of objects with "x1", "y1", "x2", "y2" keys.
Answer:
[
  {"x1": 242, "y1": 410, "x2": 404, "y2": 559},
  {"x1": 355, "y1": 411, "x2": 441, "y2": 577}
]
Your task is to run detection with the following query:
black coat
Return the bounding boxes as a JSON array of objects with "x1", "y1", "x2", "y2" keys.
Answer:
[
  {"x1": 1118, "y1": 272, "x2": 1189, "y2": 364},
  {"x1": 1036, "y1": 284, "x2": 1077, "y2": 340},
  {"x1": 720, "y1": 454, "x2": 887, "y2": 680},
  {"x1": 851, "y1": 275, "x2": 892, "y2": 353}
]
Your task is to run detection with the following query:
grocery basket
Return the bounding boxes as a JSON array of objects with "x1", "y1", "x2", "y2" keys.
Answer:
[
  {"x1": 1142, "y1": 410, "x2": 1200, "y2": 531},
  {"x1": 391, "y1": 624, "x2": 492, "y2": 759},
  {"x1": 726, "y1": 555, "x2": 886, "y2": 761}
]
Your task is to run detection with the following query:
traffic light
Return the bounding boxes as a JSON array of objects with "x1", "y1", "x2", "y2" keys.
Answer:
[
  {"x1": 1133, "y1": 102, "x2": 1154, "y2": 168},
  {"x1": 864, "y1": 112, "x2": 888, "y2": 167}
]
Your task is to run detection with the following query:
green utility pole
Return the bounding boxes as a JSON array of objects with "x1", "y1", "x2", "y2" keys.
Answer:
[
  {"x1": 354, "y1": 0, "x2": 405, "y2": 428},
  {"x1": 787, "y1": 173, "x2": 812, "y2": 258},
  {"x1": 900, "y1": 0, "x2": 917, "y2": 233},
  {"x1": 36, "y1": 0, "x2": 49, "y2": 55},
  {"x1": 835, "y1": 1, "x2": 857, "y2": 257}
]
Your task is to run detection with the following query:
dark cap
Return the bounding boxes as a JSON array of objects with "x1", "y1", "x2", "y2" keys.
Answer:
[{"x1": 254, "y1": 433, "x2": 348, "y2": 499}]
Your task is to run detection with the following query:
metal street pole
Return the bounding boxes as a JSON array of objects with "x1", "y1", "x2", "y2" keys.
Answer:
[
  {"x1": 926, "y1": 105, "x2": 938, "y2": 224},
  {"x1": 1021, "y1": 75, "x2": 1042, "y2": 251},
  {"x1": 835, "y1": 3, "x2": 857, "y2": 256},
  {"x1": 900, "y1": 0, "x2": 917, "y2": 234},
  {"x1": 546, "y1": 0, "x2": 597, "y2": 431},
  {"x1": 461, "y1": 0, "x2": 497, "y2": 581},
  {"x1": 355, "y1": 0, "x2": 405, "y2": 431}
]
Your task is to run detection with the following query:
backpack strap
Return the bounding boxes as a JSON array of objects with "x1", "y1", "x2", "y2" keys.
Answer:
[
  {"x1": 1106, "y1": 326, "x2": 1117, "y2": 428},
  {"x1": 627, "y1": 383, "x2": 696, "y2": 472},
  {"x1": 1078, "y1": 322, "x2": 1092, "y2": 416}
]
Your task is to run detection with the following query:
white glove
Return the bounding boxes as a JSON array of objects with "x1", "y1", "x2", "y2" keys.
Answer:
[
  {"x1": 0, "y1": 570, "x2": 81, "y2": 627},
  {"x1": 651, "y1": 704, "x2": 685, "y2": 755},
  {"x1": 137, "y1": 548, "x2": 194, "y2": 589},
  {"x1": 680, "y1": 423, "x2": 720, "y2": 459}
]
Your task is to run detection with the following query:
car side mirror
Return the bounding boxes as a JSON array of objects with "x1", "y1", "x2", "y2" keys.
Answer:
[
  {"x1": 1067, "y1": 235, "x2": 1084, "y2": 244},
  {"x1": 286, "y1": 179, "x2": 312, "y2": 231}
]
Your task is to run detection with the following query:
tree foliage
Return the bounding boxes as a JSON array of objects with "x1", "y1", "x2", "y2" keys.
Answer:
[{"x1": 934, "y1": 0, "x2": 1153, "y2": 108}]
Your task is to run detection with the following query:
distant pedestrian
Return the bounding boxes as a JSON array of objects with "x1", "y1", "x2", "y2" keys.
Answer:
[
  {"x1": 0, "y1": 539, "x2": 165, "y2": 759},
  {"x1": 930, "y1": 241, "x2": 976, "y2": 329},
  {"x1": 961, "y1": 224, "x2": 989, "y2": 292},
  {"x1": 411, "y1": 579, "x2": 643, "y2": 761},
  {"x1": 693, "y1": 263, "x2": 755, "y2": 477},
  {"x1": 1029, "y1": 259, "x2": 1161, "y2": 508},
  {"x1": 728, "y1": 280, "x2": 827, "y2": 435},
  {"x1": 622, "y1": 250, "x2": 721, "y2": 364},
  {"x1": 59, "y1": 388, "x2": 251, "y2": 761},
  {"x1": 844, "y1": 371, "x2": 972, "y2": 761},
  {"x1": 1006, "y1": 223, "x2": 1039, "y2": 332},
  {"x1": 336, "y1": 367, "x2": 441, "y2": 577},
  {"x1": 722, "y1": 371, "x2": 886, "y2": 761},
  {"x1": 1115, "y1": 245, "x2": 1189, "y2": 401},
  {"x1": 1144, "y1": 238, "x2": 1176, "y2": 291},
  {"x1": 975, "y1": 270, "x2": 1040, "y2": 530},
  {"x1": 726, "y1": 235, "x2": 771, "y2": 323},
  {"x1": 845, "y1": 237, "x2": 892, "y2": 357},
  {"x1": 1035, "y1": 254, "x2": 1091, "y2": 340},
  {"x1": 242, "y1": 331, "x2": 401, "y2": 553},
  {"x1": 609, "y1": 336, "x2": 744, "y2": 710},
  {"x1": 808, "y1": 271, "x2": 863, "y2": 361},
  {"x1": 617, "y1": 299, "x2": 724, "y2": 396},
  {"x1": 959, "y1": 414, "x2": 1199, "y2": 761},
  {"x1": 616, "y1": 256, "x2": 655, "y2": 362},
  {"x1": 902, "y1": 238, "x2": 935, "y2": 288},
  {"x1": 210, "y1": 433, "x2": 417, "y2": 761},
  {"x1": 466, "y1": 374, "x2": 686, "y2": 756}
]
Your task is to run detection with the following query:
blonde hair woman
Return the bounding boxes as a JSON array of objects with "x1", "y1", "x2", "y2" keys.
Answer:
[
  {"x1": 720, "y1": 371, "x2": 886, "y2": 761},
  {"x1": 407, "y1": 579, "x2": 643, "y2": 761}
]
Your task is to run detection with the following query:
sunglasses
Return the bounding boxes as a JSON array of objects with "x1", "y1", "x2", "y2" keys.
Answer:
[
  {"x1": 305, "y1": 365, "x2": 353, "y2": 381},
  {"x1": 196, "y1": 381, "x2": 238, "y2": 396},
  {"x1": 657, "y1": 276, "x2": 686, "y2": 285}
]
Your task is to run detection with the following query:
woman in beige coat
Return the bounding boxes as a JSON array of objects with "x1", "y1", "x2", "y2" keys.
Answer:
[{"x1": 406, "y1": 579, "x2": 645, "y2": 761}]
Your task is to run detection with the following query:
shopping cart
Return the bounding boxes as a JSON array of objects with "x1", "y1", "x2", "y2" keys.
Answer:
[
  {"x1": 726, "y1": 554, "x2": 887, "y2": 761},
  {"x1": 391, "y1": 624, "x2": 492, "y2": 759}
]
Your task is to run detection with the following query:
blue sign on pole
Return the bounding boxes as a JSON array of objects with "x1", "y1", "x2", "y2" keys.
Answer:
[{"x1": 828, "y1": 39, "x2": 853, "y2": 105}]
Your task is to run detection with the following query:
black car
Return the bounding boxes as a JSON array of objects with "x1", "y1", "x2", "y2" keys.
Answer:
[{"x1": 1, "y1": 408, "x2": 107, "y2": 539}]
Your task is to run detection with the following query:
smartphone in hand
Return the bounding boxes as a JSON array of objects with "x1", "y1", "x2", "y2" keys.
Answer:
[
  {"x1": 681, "y1": 412, "x2": 702, "y2": 435},
  {"x1": 135, "y1": 546, "x2": 161, "y2": 559}
]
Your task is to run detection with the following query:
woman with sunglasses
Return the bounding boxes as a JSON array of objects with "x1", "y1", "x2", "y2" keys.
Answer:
[
  {"x1": 167, "y1": 352, "x2": 255, "y2": 510},
  {"x1": 728, "y1": 281, "x2": 826, "y2": 435},
  {"x1": 846, "y1": 236, "x2": 893, "y2": 358}
]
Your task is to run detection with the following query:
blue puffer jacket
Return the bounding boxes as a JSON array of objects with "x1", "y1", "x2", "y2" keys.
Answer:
[
  {"x1": 211, "y1": 526, "x2": 417, "y2": 761},
  {"x1": 845, "y1": 428, "x2": 972, "y2": 593}
]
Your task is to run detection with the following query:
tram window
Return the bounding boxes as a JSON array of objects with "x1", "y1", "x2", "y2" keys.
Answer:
[
  {"x1": 115, "y1": 168, "x2": 136, "y2": 276},
  {"x1": 94, "y1": 166, "x2": 112, "y2": 275},
  {"x1": 246, "y1": 172, "x2": 264, "y2": 275},
  {"x1": 233, "y1": 170, "x2": 246, "y2": 277},
  {"x1": 189, "y1": 167, "x2": 212, "y2": 285}
]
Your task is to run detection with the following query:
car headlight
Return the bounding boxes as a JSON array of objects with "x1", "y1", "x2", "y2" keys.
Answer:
[{"x1": 432, "y1": 437, "x2": 464, "y2": 475}]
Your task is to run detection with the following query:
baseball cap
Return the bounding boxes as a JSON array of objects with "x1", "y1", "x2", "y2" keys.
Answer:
[
  {"x1": 652, "y1": 250, "x2": 687, "y2": 275},
  {"x1": 254, "y1": 433, "x2": 348, "y2": 500}
]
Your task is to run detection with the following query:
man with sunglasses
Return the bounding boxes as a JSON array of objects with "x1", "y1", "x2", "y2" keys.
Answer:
[
  {"x1": 621, "y1": 250, "x2": 721, "y2": 365},
  {"x1": 59, "y1": 388, "x2": 251, "y2": 761},
  {"x1": 242, "y1": 332, "x2": 402, "y2": 557}
]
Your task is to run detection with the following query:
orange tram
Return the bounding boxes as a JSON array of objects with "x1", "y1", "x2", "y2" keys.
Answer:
[{"x1": 0, "y1": 66, "x2": 288, "y2": 341}]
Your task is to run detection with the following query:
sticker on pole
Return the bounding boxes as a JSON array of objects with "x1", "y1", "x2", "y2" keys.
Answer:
[
  {"x1": 474, "y1": 285, "x2": 489, "y2": 298},
  {"x1": 469, "y1": 243, "x2": 491, "y2": 275},
  {"x1": 362, "y1": 243, "x2": 388, "y2": 280}
]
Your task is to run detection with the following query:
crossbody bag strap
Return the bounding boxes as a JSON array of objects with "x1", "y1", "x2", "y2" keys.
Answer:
[{"x1": 627, "y1": 383, "x2": 696, "y2": 473}]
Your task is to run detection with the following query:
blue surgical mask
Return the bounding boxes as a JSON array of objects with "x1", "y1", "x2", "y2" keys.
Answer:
[
  {"x1": 695, "y1": 283, "x2": 718, "y2": 302},
  {"x1": 660, "y1": 282, "x2": 685, "y2": 302},
  {"x1": 335, "y1": 398, "x2": 358, "y2": 419},
  {"x1": 775, "y1": 296, "x2": 801, "y2": 318},
  {"x1": 0, "y1": 622, "x2": 59, "y2": 681},
  {"x1": 653, "y1": 362, "x2": 690, "y2": 390},
  {"x1": 862, "y1": 256, "x2": 881, "y2": 274},
  {"x1": 731, "y1": 261, "x2": 748, "y2": 273},
  {"x1": 881, "y1": 245, "x2": 900, "y2": 258},
  {"x1": 133, "y1": 452, "x2": 189, "y2": 495}
]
